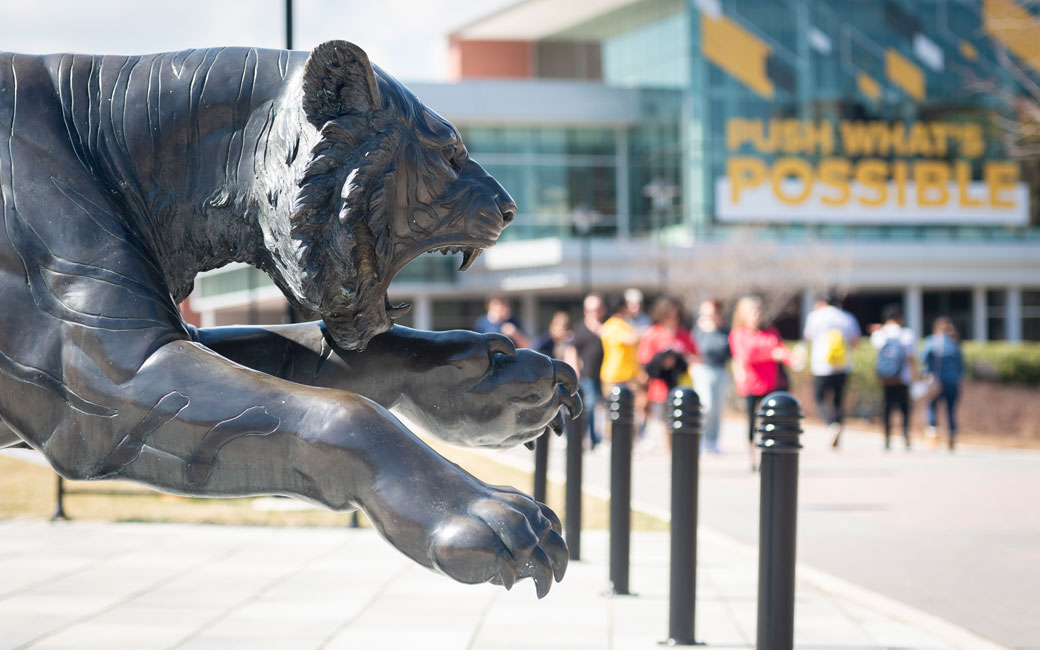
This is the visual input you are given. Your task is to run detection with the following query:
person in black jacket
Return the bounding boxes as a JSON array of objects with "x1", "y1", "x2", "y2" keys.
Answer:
[{"x1": 571, "y1": 294, "x2": 607, "y2": 449}]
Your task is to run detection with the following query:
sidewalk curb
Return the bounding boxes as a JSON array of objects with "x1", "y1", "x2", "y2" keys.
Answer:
[{"x1": 478, "y1": 445, "x2": 1010, "y2": 650}]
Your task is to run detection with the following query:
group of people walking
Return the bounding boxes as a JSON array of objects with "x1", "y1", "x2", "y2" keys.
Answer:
[
  {"x1": 474, "y1": 291, "x2": 966, "y2": 461},
  {"x1": 804, "y1": 296, "x2": 965, "y2": 452}
]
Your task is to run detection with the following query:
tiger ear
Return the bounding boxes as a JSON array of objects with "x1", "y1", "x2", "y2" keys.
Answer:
[{"x1": 302, "y1": 40, "x2": 381, "y2": 127}]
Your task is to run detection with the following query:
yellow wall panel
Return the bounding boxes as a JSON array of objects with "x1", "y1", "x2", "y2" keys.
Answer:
[
  {"x1": 885, "y1": 48, "x2": 925, "y2": 102},
  {"x1": 959, "y1": 41, "x2": 978, "y2": 61},
  {"x1": 983, "y1": 0, "x2": 1040, "y2": 75},
  {"x1": 701, "y1": 12, "x2": 774, "y2": 99},
  {"x1": 857, "y1": 73, "x2": 881, "y2": 102}
]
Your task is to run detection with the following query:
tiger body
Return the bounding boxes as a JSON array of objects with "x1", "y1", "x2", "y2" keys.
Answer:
[{"x1": 0, "y1": 43, "x2": 574, "y2": 597}]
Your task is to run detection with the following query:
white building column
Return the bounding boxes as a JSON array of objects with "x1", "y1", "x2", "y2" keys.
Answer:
[
  {"x1": 412, "y1": 294, "x2": 433, "y2": 332},
  {"x1": 200, "y1": 310, "x2": 216, "y2": 328},
  {"x1": 972, "y1": 285, "x2": 987, "y2": 342},
  {"x1": 905, "y1": 286, "x2": 923, "y2": 339},
  {"x1": 520, "y1": 293, "x2": 538, "y2": 341},
  {"x1": 1007, "y1": 286, "x2": 1023, "y2": 343}
]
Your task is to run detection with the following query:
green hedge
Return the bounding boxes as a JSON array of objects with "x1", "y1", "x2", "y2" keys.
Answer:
[
  {"x1": 962, "y1": 341, "x2": 1040, "y2": 385},
  {"x1": 787, "y1": 340, "x2": 1040, "y2": 390}
]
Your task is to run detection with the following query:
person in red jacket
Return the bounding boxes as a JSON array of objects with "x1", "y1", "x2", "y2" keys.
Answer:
[
  {"x1": 729, "y1": 296, "x2": 797, "y2": 471},
  {"x1": 637, "y1": 297, "x2": 699, "y2": 448}
]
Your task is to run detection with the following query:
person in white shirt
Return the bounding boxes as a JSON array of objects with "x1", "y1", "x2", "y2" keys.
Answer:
[
  {"x1": 803, "y1": 293, "x2": 861, "y2": 448},
  {"x1": 870, "y1": 304, "x2": 918, "y2": 450}
]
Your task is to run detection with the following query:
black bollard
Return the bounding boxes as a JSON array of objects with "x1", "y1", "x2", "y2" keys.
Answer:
[
  {"x1": 565, "y1": 407, "x2": 585, "y2": 561},
  {"x1": 755, "y1": 392, "x2": 804, "y2": 650},
  {"x1": 52, "y1": 475, "x2": 67, "y2": 521},
  {"x1": 666, "y1": 387, "x2": 702, "y2": 646},
  {"x1": 350, "y1": 510, "x2": 360, "y2": 528},
  {"x1": 608, "y1": 385, "x2": 635, "y2": 595},
  {"x1": 533, "y1": 432, "x2": 549, "y2": 504}
]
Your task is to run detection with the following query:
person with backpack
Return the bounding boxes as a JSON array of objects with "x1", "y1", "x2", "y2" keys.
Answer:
[
  {"x1": 870, "y1": 304, "x2": 917, "y2": 450},
  {"x1": 803, "y1": 292, "x2": 861, "y2": 448},
  {"x1": 920, "y1": 316, "x2": 965, "y2": 451}
]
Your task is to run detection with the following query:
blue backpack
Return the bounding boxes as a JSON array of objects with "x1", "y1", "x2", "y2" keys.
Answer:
[
  {"x1": 932, "y1": 337, "x2": 964, "y2": 385},
  {"x1": 875, "y1": 337, "x2": 905, "y2": 385}
]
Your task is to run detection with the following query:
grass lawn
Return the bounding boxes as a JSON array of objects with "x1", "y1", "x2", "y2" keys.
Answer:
[{"x1": 0, "y1": 439, "x2": 667, "y2": 532}]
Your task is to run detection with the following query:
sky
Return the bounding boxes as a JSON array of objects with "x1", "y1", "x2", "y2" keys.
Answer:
[{"x1": 0, "y1": 0, "x2": 516, "y2": 82}]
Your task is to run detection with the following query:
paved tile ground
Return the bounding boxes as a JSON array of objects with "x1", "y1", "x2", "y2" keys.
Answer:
[
  {"x1": 495, "y1": 414, "x2": 1036, "y2": 649},
  {"x1": 0, "y1": 518, "x2": 1003, "y2": 650}
]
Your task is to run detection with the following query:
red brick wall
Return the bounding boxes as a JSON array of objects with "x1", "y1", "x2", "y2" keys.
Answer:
[{"x1": 448, "y1": 38, "x2": 533, "y2": 80}]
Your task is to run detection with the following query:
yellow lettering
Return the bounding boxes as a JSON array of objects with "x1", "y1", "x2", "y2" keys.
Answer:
[
  {"x1": 893, "y1": 161, "x2": 908, "y2": 206},
  {"x1": 771, "y1": 157, "x2": 813, "y2": 204},
  {"x1": 752, "y1": 120, "x2": 780, "y2": 153},
  {"x1": 880, "y1": 122, "x2": 908, "y2": 156},
  {"x1": 929, "y1": 123, "x2": 950, "y2": 157},
  {"x1": 956, "y1": 161, "x2": 982, "y2": 207},
  {"x1": 915, "y1": 161, "x2": 950, "y2": 207},
  {"x1": 728, "y1": 157, "x2": 767, "y2": 203},
  {"x1": 961, "y1": 124, "x2": 984, "y2": 158},
  {"x1": 726, "y1": 118, "x2": 754, "y2": 151},
  {"x1": 907, "y1": 123, "x2": 934, "y2": 157},
  {"x1": 778, "y1": 120, "x2": 798, "y2": 154},
  {"x1": 818, "y1": 158, "x2": 851, "y2": 205},
  {"x1": 985, "y1": 162, "x2": 1018, "y2": 208},
  {"x1": 840, "y1": 121, "x2": 876, "y2": 156},
  {"x1": 855, "y1": 159, "x2": 888, "y2": 206},
  {"x1": 805, "y1": 120, "x2": 835, "y2": 155}
]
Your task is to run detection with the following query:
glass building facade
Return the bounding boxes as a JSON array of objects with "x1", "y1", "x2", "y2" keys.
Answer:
[
  {"x1": 191, "y1": 0, "x2": 1040, "y2": 343},
  {"x1": 524, "y1": 0, "x2": 1040, "y2": 243}
]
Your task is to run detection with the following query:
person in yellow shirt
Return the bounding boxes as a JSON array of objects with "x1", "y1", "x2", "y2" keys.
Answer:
[{"x1": 600, "y1": 295, "x2": 641, "y2": 392}]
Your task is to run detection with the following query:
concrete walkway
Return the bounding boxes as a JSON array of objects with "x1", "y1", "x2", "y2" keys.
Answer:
[{"x1": 0, "y1": 516, "x2": 1005, "y2": 650}]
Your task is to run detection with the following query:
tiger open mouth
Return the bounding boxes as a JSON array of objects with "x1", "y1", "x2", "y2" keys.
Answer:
[{"x1": 380, "y1": 241, "x2": 489, "y2": 321}]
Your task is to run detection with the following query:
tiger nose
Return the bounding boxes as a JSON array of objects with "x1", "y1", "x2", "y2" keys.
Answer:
[{"x1": 496, "y1": 193, "x2": 517, "y2": 225}]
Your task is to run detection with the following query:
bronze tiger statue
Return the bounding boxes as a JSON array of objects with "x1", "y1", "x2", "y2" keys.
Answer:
[{"x1": 0, "y1": 40, "x2": 578, "y2": 597}]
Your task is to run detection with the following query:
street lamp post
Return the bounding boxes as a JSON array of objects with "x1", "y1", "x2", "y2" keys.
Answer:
[
  {"x1": 285, "y1": 0, "x2": 293, "y2": 50},
  {"x1": 642, "y1": 178, "x2": 678, "y2": 288},
  {"x1": 572, "y1": 206, "x2": 599, "y2": 296}
]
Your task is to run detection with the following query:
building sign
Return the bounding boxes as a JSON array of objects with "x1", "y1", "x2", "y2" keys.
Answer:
[{"x1": 715, "y1": 118, "x2": 1029, "y2": 225}]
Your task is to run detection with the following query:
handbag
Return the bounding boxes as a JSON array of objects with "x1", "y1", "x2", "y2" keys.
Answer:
[{"x1": 910, "y1": 374, "x2": 942, "y2": 402}]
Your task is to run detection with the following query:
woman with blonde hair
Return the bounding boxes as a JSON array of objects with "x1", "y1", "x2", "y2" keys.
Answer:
[{"x1": 729, "y1": 296, "x2": 797, "y2": 471}]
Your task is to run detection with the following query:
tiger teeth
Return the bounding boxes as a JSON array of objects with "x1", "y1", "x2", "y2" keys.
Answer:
[
  {"x1": 386, "y1": 301, "x2": 411, "y2": 318},
  {"x1": 458, "y1": 247, "x2": 482, "y2": 271},
  {"x1": 428, "y1": 245, "x2": 482, "y2": 269}
]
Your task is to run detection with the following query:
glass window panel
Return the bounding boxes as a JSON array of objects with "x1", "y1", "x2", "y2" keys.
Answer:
[
  {"x1": 535, "y1": 166, "x2": 569, "y2": 216},
  {"x1": 198, "y1": 268, "x2": 273, "y2": 298},
  {"x1": 1024, "y1": 319, "x2": 1040, "y2": 342},
  {"x1": 500, "y1": 127, "x2": 535, "y2": 154},
  {"x1": 567, "y1": 127, "x2": 616, "y2": 155},
  {"x1": 459, "y1": 127, "x2": 497, "y2": 153},
  {"x1": 535, "y1": 128, "x2": 567, "y2": 155},
  {"x1": 987, "y1": 317, "x2": 1006, "y2": 341}
]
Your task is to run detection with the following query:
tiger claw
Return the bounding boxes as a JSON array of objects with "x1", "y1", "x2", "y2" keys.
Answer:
[
  {"x1": 548, "y1": 410, "x2": 566, "y2": 436},
  {"x1": 491, "y1": 553, "x2": 518, "y2": 590},
  {"x1": 524, "y1": 546, "x2": 555, "y2": 599},
  {"x1": 542, "y1": 529, "x2": 569, "y2": 582},
  {"x1": 559, "y1": 387, "x2": 581, "y2": 419}
]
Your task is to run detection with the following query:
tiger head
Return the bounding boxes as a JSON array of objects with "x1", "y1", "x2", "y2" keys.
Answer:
[{"x1": 285, "y1": 41, "x2": 516, "y2": 351}]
